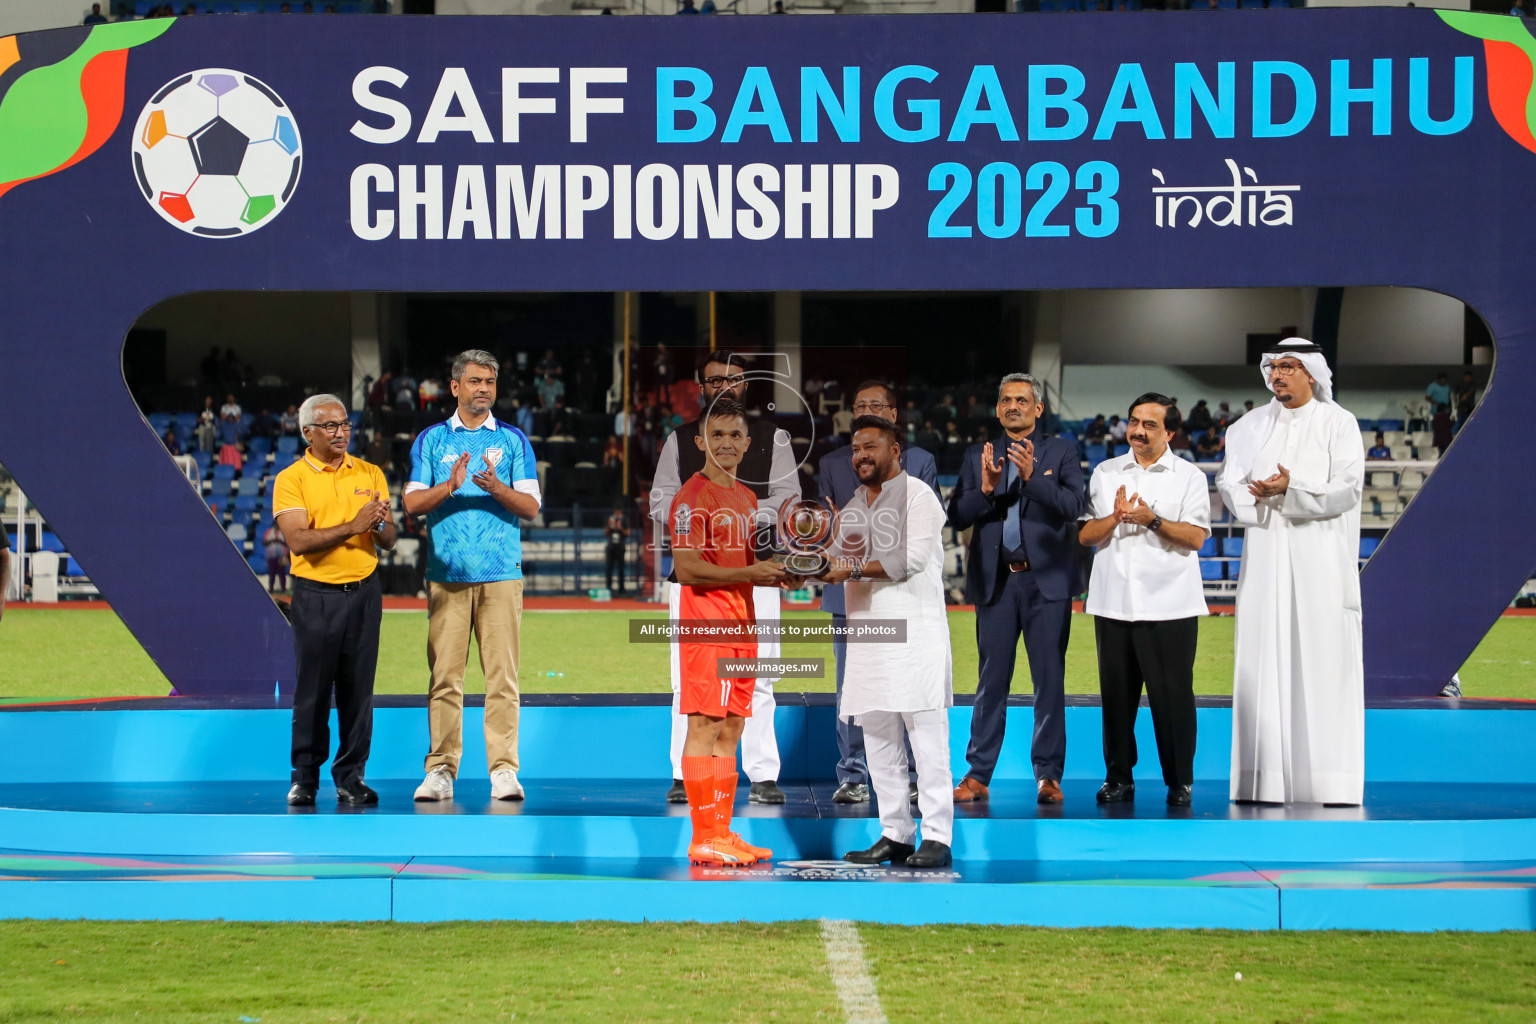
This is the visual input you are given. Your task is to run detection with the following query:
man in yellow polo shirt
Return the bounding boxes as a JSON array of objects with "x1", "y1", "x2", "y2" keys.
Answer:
[{"x1": 273, "y1": 394, "x2": 396, "y2": 806}]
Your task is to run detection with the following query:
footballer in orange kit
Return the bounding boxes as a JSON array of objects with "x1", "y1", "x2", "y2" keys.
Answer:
[{"x1": 669, "y1": 398, "x2": 792, "y2": 866}]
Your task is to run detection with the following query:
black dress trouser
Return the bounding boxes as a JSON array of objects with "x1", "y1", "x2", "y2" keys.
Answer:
[
  {"x1": 605, "y1": 543, "x2": 626, "y2": 592},
  {"x1": 290, "y1": 571, "x2": 382, "y2": 787},
  {"x1": 1094, "y1": 615, "x2": 1198, "y2": 787}
]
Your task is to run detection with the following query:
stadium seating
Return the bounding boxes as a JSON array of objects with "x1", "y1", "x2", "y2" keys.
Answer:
[
  {"x1": 37, "y1": 531, "x2": 66, "y2": 553},
  {"x1": 1223, "y1": 536, "x2": 1243, "y2": 558},
  {"x1": 1200, "y1": 560, "x2": 1224, "y2": 581},
  {"x1": 1360, "y1": 537, "x2": 1381, "y2": 560},
  {"x1": 276, "y1": 436, "x2": 300, "y2": 455}
]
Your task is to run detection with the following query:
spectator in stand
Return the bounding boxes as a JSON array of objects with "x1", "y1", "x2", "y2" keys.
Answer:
[
  {"x1": 1107, "y1": 415, "x2": 1127, "y2": 443},
  {"x1": 1455, "y1": 371, "x2": 1478, "y2": 425},
  {"x1": 217, "y1": 405, "x2": 244, "y2": 470},
  {"x1": 638, "y1": 395, "x2": 662, "y2": 468},
  {"x1": 1512, "y1": 0, "x2": 1526, "y2": 17},
  {"x1": 1195, "y1": 429, "x2": 1224, "y2": 461},
  {"x1": 511, "y1": 397, "x2": 535, "y2": 436},
  {"x1": 678, "y1": 0, "x2": 700, "y2": 12},
  {"x1": 162, "y1": 426, "x2": 183, "y2": 455},
  {"x1": 1214, "y1": 401, "x2": 1235, "y2": 428},
  {"x1": 1167, "y1": 422, "x2": 1192, "y2": 454},
  {"x1": 220, "y1": 393, "x2": 243, "y2": 421},
  {"x1": 915, "y1": 419, "x2": 942, "y2": 453},
  {"x1": 549, "y1": 399, "x2": 573, "y2": 439},
  {"x1": 605, "y1": 506, "x2": 630, "y2": 593},
  {"x1": 1367, "y1": 432, "x2": 1392, "y2": 460},
  {"x1": 395, "y1": 371, "x2": 417, "y2": 412},
  {"x1": 537, "y1": 348, "x2": 563, "y2": 379},
  {"x1": 772, "y1": 1, "x2": 787, "y2": 12},
  {"x1": 197, "y1": 396, "x2": 218, "y2": 453},
  {"x1": 280, "y1": 403, "x2": 301, "y2": 436},
  {"x1": 1425, "y1": 373, "x2": 1452, "y2": 411},
  {"x1": 652, "y1": 344, "x2": 675, "y2": 393},
  {"x1": 250, "y1": 408, "x2": 277, "y2": 440},
  {"x1": 613, "y1": 403, "x2": 632, "y2": 437},
  {"x1": 263, "y1": 519, "x2": 289, "y2": 593},
  {"x1": 536, "y1": 370, "x2": 565, "y2": 410},
  {"x1": 602, "y1": 434, "x2": 624, "y2": 469},
  {"x1": 963, "y1": 394, "x2": 989, "y2": 420},
  {"x1": 832, "y1": 404, "x2": 855, "y2": 437},
  {"x1": 368, "y1": 371, "x2": 393, "y2": 418},
  {"x1": 114, "y1": 3, "x2": 135, "y2": 19},
  {"x1": 944, "y1": 421, "x2": 962, "y2": 444},
  {"x1": 1084, "y1": 415, "x2": 1109, "y2": 441},
  {"x1": 929, "y1": 394, "x2": 958, "y2": 423},
  {"x1": 419, "y1": 376, "x2": 441, "y2": 411},
  {"x1": 1240, "y1": 400, "x2": 1254, "y2": 417},
  {"x1": 84, "y1": 3, "x2": 110, "y2": 24},
  {"x1": 365, "y1": 428, "x2": 390, "y2": 469},
  {"x1": 1186, "y1": 400, "x2": 1213, "y2": 433},
  {"x1": 575, "y1": 349, "x2": 600, "y2": 410},
  {"x1": 1432, "y1": 404, "x2": 1453, "y2": 455}
]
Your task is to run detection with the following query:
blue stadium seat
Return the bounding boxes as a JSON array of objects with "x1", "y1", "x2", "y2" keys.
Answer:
[
  {"x1": 192, "y1": 451, "x2": 213, "y2": 475},
  {"x1": 207, "y1": 496, "x2": 226, "y2": 518},
  {"x1": 248, "y1": 437, "x2": 271, "y2": 457},
  {"x1": 1222, "y1": 536, "x2": 1244, "y2": 557},
  {"x1": 276, "y1": 436, "x2": 300, "y2": 455},
  {"x1": 212, "y1": 464, "x2": 237, "y2": 485},
  {"x1": 1199, "y1": 537, "x2": 1218, "y2": 557},
  {"x1": 227, "y1": 523, "x2": 249, "y2": 545},
  {"x1": 176, "y1": 412, "x2": 198, "y2": 433},
  {"x1": 229, "y1": 510, "x2": 255, "y2": 532},
  {"x1": 64, "y1": 556, "x2": 87, "y2": 577},
  {"x1": 38, "y1": 531, "x2": 66, "y2": 553},
  {"x1": 233, "y1": 494, "x2": 259, "y2": 513},
  {"x1": 149, "y1": 414, "x2": 172, "y2": 434},
  {"x1": 938, "y1": 474, "x2": 959, "y2": 489},
  {"x1": 237, "y1": 477, "x2": 261, "y2": 497},
  {"x1": 1200, "y1": 560, "x2": 1224, "y2": 581},
  {"x1": 1229, "y1": 560, "x2": 1241, "y2": 579},
  {"x1": 247, "y1": 552, "x2": 268, "y2": 574},
  {"x1": 270, "y1": 452, "x2": 296, "y2": 474},
  {"x1": 1377, "y1": 419, "x2": 1404, "y2": 432},
  {"x1": 1084, "y1": 442, "x2": 1107, "y2": 463},
  {"x1": 1360, "y1": 537, "x2": 1381, "y2": 559}
]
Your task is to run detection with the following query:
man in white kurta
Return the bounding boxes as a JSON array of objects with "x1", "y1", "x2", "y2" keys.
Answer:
[
  {"x1": 1217, "y1": 339, "x2": 1365, "y2": 805},
  {"x1": 821, "y1": 418, "x2": 955, "y2": 868}
]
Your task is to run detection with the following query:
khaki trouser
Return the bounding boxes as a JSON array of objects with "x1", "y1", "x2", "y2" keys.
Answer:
[{"x1": 426, "y1": 578, "x2": 523, "y2": 775}]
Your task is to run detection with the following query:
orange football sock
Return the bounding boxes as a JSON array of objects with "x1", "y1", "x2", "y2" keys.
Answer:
[
  {"x1": 681, "y1": 755, "x2": 718, "y2": 845},
  {"x1": 712, "y1": 756, "x2": 738, "y2": 834}
]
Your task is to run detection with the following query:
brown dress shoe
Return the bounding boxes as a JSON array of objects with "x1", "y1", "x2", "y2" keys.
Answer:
[
  {"x1": 953, "y1": 777, "x2": 989, "y2": 802},
  {"x1": 1037, "y1": 779, "x2": 1064, "y2": 804}
]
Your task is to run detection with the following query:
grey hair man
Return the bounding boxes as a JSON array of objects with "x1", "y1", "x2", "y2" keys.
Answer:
[
  {"x1": 947, "y1": 372, "x2": 1087, "y2": 805},
  {"x1": 404, "y1": 350, "x2": 542, "y2": 804},
  {"x1": 272, "y1": 394, "x2": 396, "y2": 806}
]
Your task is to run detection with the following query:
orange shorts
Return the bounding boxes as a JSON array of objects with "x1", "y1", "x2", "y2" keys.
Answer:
[{"x1": 679, "y1": 643, "x2": 755, "y2": 719}]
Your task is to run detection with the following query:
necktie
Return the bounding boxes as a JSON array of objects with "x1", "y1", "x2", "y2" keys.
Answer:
[{"x1": 1001, "y1": 447, "x2": 1022, "y2": 553}]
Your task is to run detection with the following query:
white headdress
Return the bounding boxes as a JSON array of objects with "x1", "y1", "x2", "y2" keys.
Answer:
[{"x1": 1259, "y1": 337, "x2": 1333, "y2": 403}]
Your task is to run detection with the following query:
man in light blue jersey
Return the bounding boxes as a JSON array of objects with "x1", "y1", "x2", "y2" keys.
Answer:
[{"x1": 404, "y1": 350, "x2": 542, "y2": 803}]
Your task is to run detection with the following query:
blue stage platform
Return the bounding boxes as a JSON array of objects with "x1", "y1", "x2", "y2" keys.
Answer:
[{"x1": 1, "y1": 698, "x2": 1533, "y2": 930}]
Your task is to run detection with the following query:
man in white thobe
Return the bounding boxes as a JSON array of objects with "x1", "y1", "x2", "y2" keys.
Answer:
[
  {"x1": 820, "y1": 417, "x2": 955, "y2": 868},
  {"x1": 1217, "y1": 338, "x2": 1365, "y2": 805}
]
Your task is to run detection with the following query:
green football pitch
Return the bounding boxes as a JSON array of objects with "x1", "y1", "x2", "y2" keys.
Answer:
[
  {"x1": 0, "y1": 920, "x2": 1532, "y2": 1023},
  {"x1": 1, "y1": 607, "x2": 1534, "y2": 701}
]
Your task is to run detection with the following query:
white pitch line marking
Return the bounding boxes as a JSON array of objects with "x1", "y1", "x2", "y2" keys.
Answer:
[{"x1": 820, "y1": 918, "x2": 888, "y2": 1024}]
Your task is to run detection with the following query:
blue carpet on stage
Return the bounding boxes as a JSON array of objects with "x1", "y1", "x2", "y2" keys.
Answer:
[{"x1": 0, "y1": 699, "x2": 1532, "y2": 929}]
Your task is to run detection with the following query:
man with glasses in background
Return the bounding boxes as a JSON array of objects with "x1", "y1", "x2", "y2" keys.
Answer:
[
  {"x1": 816, "y1": 380, "x2": 940, "y2": 804},
  {"x1": 404, "y1": 350, "x2": 541, "y2": 804},
  {"x1": 272, "y1": 395, "x2": 395, "y2": 806},
  {"x1": 650, "y1": 350, "x2": 799, "y2": 805}
]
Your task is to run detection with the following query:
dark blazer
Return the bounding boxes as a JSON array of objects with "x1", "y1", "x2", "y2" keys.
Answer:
[
  {"x1": 816, "y1": 443, "x2": 940, "y2": 616},
  {"x1": 947, "y1": 432, "x2": 1086, "y2": 605}
]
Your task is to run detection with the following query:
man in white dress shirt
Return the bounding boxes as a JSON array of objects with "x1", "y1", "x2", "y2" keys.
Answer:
[
  {"x1": 1079, "y1": 393, "x2": 1211, "y2": 807},
  {"x1": 1217, "y1": 339, "x2": 1365, "y2": 806},
  {"x1": 820, "y1": 417, "x2": 955, "y2": 869},
  {"x1": 649, "y1": 350, "x2": 800, "y2": 805}
]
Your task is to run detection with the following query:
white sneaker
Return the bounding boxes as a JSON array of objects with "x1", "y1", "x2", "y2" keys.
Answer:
[
  {"x1": 491, "y1": 769, "x2": 525, "y2": 801},
  {"x1": 414, "y1": 765, "x2": 454, "y2": 802}
]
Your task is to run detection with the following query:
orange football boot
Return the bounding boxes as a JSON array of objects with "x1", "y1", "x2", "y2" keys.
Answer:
[
  {"x1": 687, "y1": 838, "x2": 750, "y2": 866},
  {"x1": 721, "y1": 832, "x2": 772, "y2": 863}
]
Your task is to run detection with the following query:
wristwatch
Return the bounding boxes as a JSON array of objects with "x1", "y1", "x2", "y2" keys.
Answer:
[
  {"x1": 1148, "y1": 515, "x2": 1163, "y2": 532},
  {"x1": 848, "y1": 560, "x2": 864, "y2": 582}
]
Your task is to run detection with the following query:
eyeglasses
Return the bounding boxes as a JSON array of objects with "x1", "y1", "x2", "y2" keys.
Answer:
[
  {"x1": 853, "y1": 401, "x2": 893, "y2": 414},
  {"x1": 310, "y1": 421, "x2": 353, "y2": 434},
  {"x1": 701, "y1": 375, "x2": 746, "y2": 388},
  {"x1": 1269, "y1": 362, "x2": 1306, "y2": 376}
]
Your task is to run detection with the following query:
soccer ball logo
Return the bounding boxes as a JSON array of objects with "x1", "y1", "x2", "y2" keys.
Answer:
[{"x1": 130, "y1": 69, "x2": 301, "y2": 237}]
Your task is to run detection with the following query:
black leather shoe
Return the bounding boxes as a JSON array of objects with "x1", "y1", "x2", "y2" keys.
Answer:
[
  {"x1": 666, "y1": 778, "x2": 687, "y2": 804},
  {"x1": 843, "y1": 836, "x2": 915, "y2": 865},
  {"x1": 832, "y1": 782, "x2": 870, "y2": 804},
  {"x1": 335, "y1": 781, "x2": 378, "y2": 805},
  {"x1": 286, "y1": 782, "x2": 316, "y2": 806},
  {"x1": 1167, "y1": 785, "x2": 1192, "y2": 807},
  {"x1": 1096, "y1": 782, "x2": 1135, "y2": 804},
  {"x1": 749, "y1": 781, "x2": 786, "y2": 805},
  {"x1": 905, "y1": 840, "x2": 953, "y2": 868}
]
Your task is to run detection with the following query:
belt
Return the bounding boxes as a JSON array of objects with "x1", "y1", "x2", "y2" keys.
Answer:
[
  {"x1": 1007, "y1": 561, "x2": 1032, "y2": 573},
  {"x1": 295, "y1": 572, "x2": 374, "y2": 593}
]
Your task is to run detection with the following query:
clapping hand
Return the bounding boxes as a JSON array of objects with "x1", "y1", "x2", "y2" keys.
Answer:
[
  {"x1": 471, "y1": 453, "x2": 505, "y2": 496},
  {"x1": 1248, "y1": 464, "x2": 1291, "y2": 499},
  {"x1": 1004, "y1": 439, "x2": 1035, "y2": 482},
  {"x1": 448, "y1": 452, "x2": 472, "y2": 492},
  {"x1": 980, "y1": 442, "x2": 1003, "y2": 495},
  {"x1": 1112, "y1": 485, "x2": 1139, "y2": 523},
  {"x1": 1121, "y1": 496, "x2": 1156, "y2": 528}
]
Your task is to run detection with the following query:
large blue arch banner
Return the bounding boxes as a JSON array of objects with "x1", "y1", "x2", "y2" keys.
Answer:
[{"x1": 0, "y1": 10, "x2": 1530, "y2": 696}]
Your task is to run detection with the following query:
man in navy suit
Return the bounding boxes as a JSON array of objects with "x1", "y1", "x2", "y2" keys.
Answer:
[
  {"x1": 948, "y1": 373, "x2": 1086, "y2": 804},
  {"x1": 818, "y1": 380, "x2": 940, "y2": 803}
]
